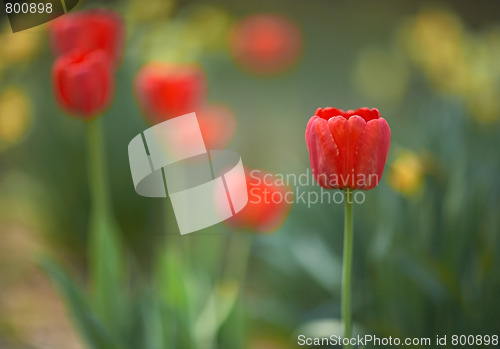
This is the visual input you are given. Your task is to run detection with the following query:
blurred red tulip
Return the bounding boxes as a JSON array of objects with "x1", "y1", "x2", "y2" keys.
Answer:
[
  {"x1": 50, "y1": 9, "x2": 125, "y2": 67},
  {"x1": 230, "y1": 14, "x2": 302, "y2": 75},
  {"x1": 52, "y1": 50, "x2": 114, "y2": 119},
  {"x1": 197, "y1": 104, "x2": 236, "y2": 148},
  {"x1": 227, "y1": 169, "x2": 292, "y2": 234},
  {"x1": 305, "y1": 107, "x2": 391, "y2": 190},
  {"x1": 134, "y1": 63, "x2": 207, "y2": 124}
]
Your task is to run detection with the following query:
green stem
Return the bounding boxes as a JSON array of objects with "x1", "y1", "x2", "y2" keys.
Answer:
[
  {"x1": 85, "y1": 117, "x2": 124, "y2": 334},
  {"x1": 162, "y1": 199, "x2": 194, "y2": 349},
  {"x1": 86, "y1": 117, "x2": 111, "y2": 218},
  {"x1": 221, "y1": 231, "x2": 253, "y2": 349},
  {"x1": 342, "y1": 189, "x2": 354, "y2": 349},
  {"x1": 223, "y1": 231, "x2": 253, "y2": 283}
]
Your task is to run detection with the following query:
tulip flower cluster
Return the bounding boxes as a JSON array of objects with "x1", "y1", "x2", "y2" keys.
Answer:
[
  {"x1": 48, "y1": 9, "x2": 291, "y2": 234},
  {"x1": 133, "y1": 63, "x2": 291, "y2": 232},
  {"x1": 45, "y1": 8, "x2": 295, "y2": 349},
  {"x1": 133, "y1": 63, "x2": 241, "y2": 150},
  {"x1": 50, "y1": 10, "x2": 124, "y2": 119},
  {"x1": 47, "y1": 10, "x2": 128, "y2": 348}
]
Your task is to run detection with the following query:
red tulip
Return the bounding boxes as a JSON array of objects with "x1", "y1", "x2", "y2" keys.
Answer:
[
  {"x1": 229, "y1": 14, "x2": 302, "y2": 75},
  {"x1": 134, "y1": 63, "x2": 207, "y2": 124},
  {"x1": 197, "y1": 104, "x2": 236, "y2": 148},
  {"x1": 305, "y1": 107, "x2": 391, "y2": 190},
  {"x1": 227, "y1": 169, "x2": 292, "y2": 233},
  {"x1": 50, "y1": 9, "x2": 124, "y2": 67},
  {"x1": 52, "y1": 50, "x2": 114, "y2": 119}
]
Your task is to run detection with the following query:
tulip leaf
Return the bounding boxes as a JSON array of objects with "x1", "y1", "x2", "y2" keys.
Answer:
[
  {"x1": 88, "y1": 214, "x2": 129, "y2": 338},
  {"x1": 291, "y1": 233, "x2": 342, "y2": 294},
  {"x1": 154, "y1": 241, "x2": 195, "y2": 348},
  {"x1": 193, "y1": 280, "x2": 240, "y2": 347},
  {"x1": 141, "y1": 292, "x2": 167, "y2": 349},
  {"x1": 41, "y1": 256, "x2": 125, "y2": 349}
]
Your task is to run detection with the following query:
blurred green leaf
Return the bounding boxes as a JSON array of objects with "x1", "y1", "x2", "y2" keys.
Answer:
[
  {"x1": 155, "y1": 241, "x2": 195, "y2": 348},
  {"x1": 291, "y1": 233, "x2": 342, "y2": 294},
  {"x1": 41, "y1": 256, "x2": 125, "y2": 349},
  {"x1": 194, "y1": 280, "x2": 239, "y2": 347},
  {"x1": 141, "y1": 293, "x2": 167, "y2": 349},
  {"x1": 88, "y1": 214, "x2": 129, "y2": 338}
]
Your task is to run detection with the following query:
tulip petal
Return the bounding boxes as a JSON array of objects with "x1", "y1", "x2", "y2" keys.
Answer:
[
  {"x1": 347, "y1": 107, "x2": 379, "y2": 122},
  {"x1": 315, "y1": 107, "x2": 345, "y2": 120},
  {"x1": 354, "y1": 118, "x2": 391, "y2": 190},
  {"x1": 327, "y1": 115, "x2": 366, "y2": 188},
  {"x1": 305, "y1": 116, "x2": 341, "y2": 189},
  {"x1": 53, "y1": 61, "x2": 71, "y2": 111}
]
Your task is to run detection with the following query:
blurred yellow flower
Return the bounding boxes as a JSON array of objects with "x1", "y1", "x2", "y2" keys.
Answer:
[
  {"x1": 461, "y1": 37, "x2": 500, "y2": 123},
  {"x1": 388, "y1": 150, "x2": 425, "y2": 197},
  {"x1": 0, "y1": 23, "x2": 42, "y2": 65},
  {"x1": 249, "y1": 335, "x2": 289, "y2": 349},
  {"x1": 353, "y1": 47, "x2": 409, "y2": 105},
  {"x1": 139, "y1": 6, "x2": 232, "y2": 64},
  {"x1": 464, "y1": 75, "x2": 500, "y2": 124},
  {"x1": 398, "y1": 8, "x2": 500, "y2": 123},
  {"x1": 403, "y1": 8, "x2": 468, "y2": 95},
  {"x1": 127, "y1": 0, "x2": 175, "y2": 23},
  {"x1": 184, "y1": 6, "x2": 233, "y2": 52},
  {"x1": 0, "y1": 87, "x2": 32, "y2": 150},
  {"x1": 483, "y1": 27, "x2": 500, "y2": 78}
]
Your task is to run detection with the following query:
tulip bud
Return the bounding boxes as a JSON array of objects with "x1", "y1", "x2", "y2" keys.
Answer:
[
  {"x1": 134, "y1": 63, "x2": 207, "y2": 124},
  {"x1": 229, "y1": 14, "x2": 302, "y2": 75},
  {"x1": 227, "y1": 169, "x2": 292, "y2": 233},
  {"x1": 52, "y1": 50, "x2": 114, "y2": 119},
  {"x1": 305, "y1": 107, "x2": 391, "y2": 190},
  {"x1": 50, "y1": 9, "x2": 125, "y2": 68},
  {"x1": 197, "y1": 104, "x2": 236, "y2": 148}
]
